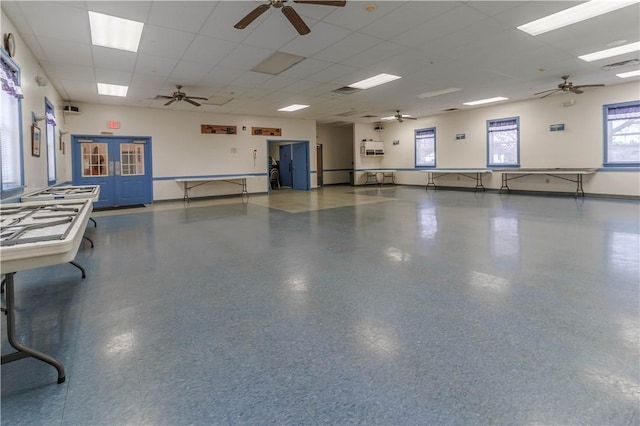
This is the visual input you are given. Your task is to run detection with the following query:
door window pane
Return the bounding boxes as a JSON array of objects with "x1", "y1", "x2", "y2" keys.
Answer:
[
  {"x1": 120, "y1": 143, "x2": 144, "y2": 176},
  {"x1": 82, "y1": 143, "x2": 108, "y2": 177}
]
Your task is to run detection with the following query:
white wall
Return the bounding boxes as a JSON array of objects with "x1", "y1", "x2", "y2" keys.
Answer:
[
  {"x1": 2, "y1": 12, "x2": 66, "y2": 195},
  {"x1": 354, "y1": 82, "x2": 640, "y2": 197},
  {"x1": 316, "y1": 125, "x2": 353, "y2": 185},
  {"x1": 64, "y1": 104, "x2": 317, "y2": 200}
]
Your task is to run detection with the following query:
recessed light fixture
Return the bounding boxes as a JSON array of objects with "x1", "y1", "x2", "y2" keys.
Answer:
[
  {"x1": 579, "y1": 41, "x2": 640, "y2": 62},
  {"x1": 462, "y1": 97, "x2": 508, "y2": 106},
  {"x1": 418, "y1": 87, "x2": 462, "y2": 99},
  {"x1": 278, "y1": 104, "x2": 309, "y2": 112},
  {"x1": 89, "y1": 11, "x2": 144, "y2": 52},
  {"x1": 97, "y1": 83, "x2": 128, "y2": 97},
  {"x1": 348, "y1": 73, "x2": 401, "y2": 90},
  {"x1": 616, "y1": 69, "x2": 640, "y2": 78},
  {"x1": 517, "y1": 0, "x2": 639, "y2": 36}
]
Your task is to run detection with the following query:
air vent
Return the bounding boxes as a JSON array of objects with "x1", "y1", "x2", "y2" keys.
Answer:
[
  {"x1": 443, "y1": 108, "x2": 459, "y2": 111},
  {"x1": 602, "y1": 59, "x2": 640, "y2": 70},
  {"x1": 332, "y1": 86, "x2": 361, "y2": 95}
]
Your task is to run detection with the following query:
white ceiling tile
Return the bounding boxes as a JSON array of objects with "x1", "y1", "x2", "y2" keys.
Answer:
[
  {"x1": 134, "y1": 54, "x2": 178, "y2": 76},
  {"x1": 147, "y1": 1, "x2": 216, "y2": 33},
  {"x1": 94, "y1": 69, "x2": 132, "y2": 86},
  {"x1": 281, "y1": 21, "x2": 352, "y2": 57},
  {"x1": 240, "y1": 14, "x2": 300, "y2": 50},
  {"x1": 138, "y1": 25, "x2": 196, "y2": 59},
  {"x1": 12, "y1": 2, "x2": 89, "y2": 41},
  {"x1": 219, "y1": 44, "x2": 274, "y2": 69},
  {"x1": 87, "y1": 1, "x2": 152, "y2": 23},
  {"x1": 313, "y1": 33, "x2": 381, "y2": 64},
  {"x1": 49, "y1": 64, "x2": 95, "y2": 83},
  {"x1": 199, "y1": 2, "x2": 254, "y2": 43},
  {"x1": 340, "y1": 41, "x2": 409, "y2": 69},
  {"x1": 92, "y1": 46, "x2": 137, "y2": 73},
  {"x1": 229, "y1": 71, "x2": 273, "y2": 88},
  {"x1": 182, "y1": 36, "x2": 237, "y2": 66},
  {"x1": 318, "y1": 1, "x2": 403, "y2": 32},
  {"x1": 306, "y1": 63, "x2": 358, "y2": 84},
  {"x1": 279, "y1": 58, "x2": 333, "y2": 79},
  {"x1": 37, "y1": 38, "x2": 92, "y2": 67},
  {"x1": 169, "y1": 61, "x2": 214, "y2": 85}
]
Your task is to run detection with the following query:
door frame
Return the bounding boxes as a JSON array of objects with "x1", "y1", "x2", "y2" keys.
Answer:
[
  {"x1": 71, "y1": 134, "x2": 153, "y2": 207},
  {"x1": 266, "y1": 139, "x2": 311, "y2": 191}
]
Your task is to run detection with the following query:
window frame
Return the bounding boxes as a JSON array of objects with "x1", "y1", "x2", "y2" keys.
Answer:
[
  {"x1": 415, "y1": 126, "x2": 436, "y2": 168},
  {"x1": 603, "y1": 100, "x2": 640, "y2": 167},
  {"x1": 45, "y1": 97, "x2": 57, "y2": 185},
  {"x1": 0, "y1": 50, "x2": 25, "y2": 199},
  {"x1": 486, "y1": 116, "x2": 520, "y2": 168}
]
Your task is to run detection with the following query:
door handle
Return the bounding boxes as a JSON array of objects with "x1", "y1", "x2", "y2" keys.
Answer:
[
  {"x1": 108, "y1": 161, "x2": 114, "y2": 176},
  {"x1": 115, "y1": 161, "x2": 121, "y2": 175}
]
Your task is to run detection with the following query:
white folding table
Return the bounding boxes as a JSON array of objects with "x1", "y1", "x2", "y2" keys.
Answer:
[
  {"x1": 422, "y1": 169, "x2": 492, "y2": 192},
  {"x1": 495, "y1": 168, "x2": 597, "y2": 198},
  {"x1": 175, "y1": 176, "x2": 256, "y2": 202},
  {"x1": 363, "y1": 170, "x2": 396, "y2": 185},
  {"x1": 1, "y1": 199, "x2": 93, "y2": 384}
]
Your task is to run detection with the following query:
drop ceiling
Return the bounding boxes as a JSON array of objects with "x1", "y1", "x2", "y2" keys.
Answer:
[{"x1": 2, "y1": 1, "x2": 639, "y2": 125}]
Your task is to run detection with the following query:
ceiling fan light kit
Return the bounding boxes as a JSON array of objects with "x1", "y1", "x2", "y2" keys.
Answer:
[
  {"x1": 154, "y1": 85, "x2": 208, "y2": 107},
  {"x1": 534, "y1": 75, "x2": 605, "y2": 98},
  {"x1": 234, "y1": 0, "x2": 346, "y2": 35}
]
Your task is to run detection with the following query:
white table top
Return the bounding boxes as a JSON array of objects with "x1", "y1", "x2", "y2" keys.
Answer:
[
  {"x1": 422, "y1": 169, "x2": 492, "y2": 174},
  {"x1": 1, "y1": 199, "x2": 93, "y2": 273},
  {"x1": 496, "y1": 168, "x2": 597, "y2": 174},
  {"x1": 22, "y1": 185, "x2": 100, "y2": 202},
  {"x1": 175, "y1": 175, "x2": 257, "y2": 183}
]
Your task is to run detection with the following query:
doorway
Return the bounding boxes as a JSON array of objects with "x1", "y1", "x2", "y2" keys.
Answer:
[
  {"x1": 72, "y1": 135, "x2": 153, "y2": 208},
  {"x1": 316, "y1": 144, "x2": 323, "y2": 187},
  {"x1": 268, "y1": 140, "x2": 310, "y2": 191}
]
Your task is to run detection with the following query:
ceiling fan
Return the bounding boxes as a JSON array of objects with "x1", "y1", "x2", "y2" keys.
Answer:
[
  {"x1": 153, "y1": 85, "x2": 208, "y2": 106},
  {"x1": 534, "y1": 75, "x2": 605, "y2": 98},
  {"x1": 234, "y1": 0, "x2": 347, "y2": 36},
  {"x1": 382, "y1": 110, "x2": 418, "y2": 123}
]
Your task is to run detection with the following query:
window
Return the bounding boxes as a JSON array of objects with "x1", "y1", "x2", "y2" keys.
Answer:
[
  {"x1": 415, "y1": 127, "x2": 436, "y2": 167},
  {"x1": 604, "y1": 101, "x2": 640, "y2": 166},
  {"x1": 45, "y1": 98, "x2": 57, "y2": 184},
  {"x1": 0, "y1": 52, "x2": 24, "y2": 198},
  {"x1": 487, "y1": 117, "x2": 519, "y2": 167}
]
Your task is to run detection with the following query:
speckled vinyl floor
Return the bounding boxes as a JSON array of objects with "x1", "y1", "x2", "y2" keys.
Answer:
[{"x1": 2, "y1": 185, "x2": 639, "y2": 425}]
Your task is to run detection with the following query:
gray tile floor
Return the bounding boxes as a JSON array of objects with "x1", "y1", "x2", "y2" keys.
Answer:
[{"x1": 2, "y1": 186, "x2": 639, "y2": 425}]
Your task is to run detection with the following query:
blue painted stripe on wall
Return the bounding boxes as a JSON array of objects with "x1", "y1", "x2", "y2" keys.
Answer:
[
  {"x1": 597, "y1": 167, "x2": 640, "y2": 171},
  {"x1": 324, "y1": 168, "x2": 353, "y2": 172}
]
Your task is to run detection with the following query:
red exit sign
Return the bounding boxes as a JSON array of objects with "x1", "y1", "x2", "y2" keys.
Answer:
[{"x1": 107, "y1": 121, "x2": 120, "y2": 129}]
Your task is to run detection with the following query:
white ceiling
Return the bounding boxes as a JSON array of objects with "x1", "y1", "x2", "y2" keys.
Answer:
[{"x1": 2, "y1": 1, "x2": 639, "y2": 125}]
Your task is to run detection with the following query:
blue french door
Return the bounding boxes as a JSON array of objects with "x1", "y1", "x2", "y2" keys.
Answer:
[
  {"x1": 279, "y1": 145, "x2": 292, "y2": 188},
  {"x1": 72, "y1": 136, "x2": 153, "y2": 208},
  {"x1": 292, "y1": 142, "x2": 309, "y2": 190}
]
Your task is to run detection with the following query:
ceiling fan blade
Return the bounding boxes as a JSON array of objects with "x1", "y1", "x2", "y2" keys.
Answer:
[
  {"x1": 234, "y1": 4, "x2": 270, "y2": 29},
  {"x1": 154, "y1": 95, "x2": 174, "y2": 100},
  {"x1": 574, "y1": 84, "x2": 605, "y2": 89},
  {"x1": 538, "y1": 89, "x2": 562, "y2": 98},
  {"x1": 405, "y1": 116, "x2": 418, "y2": 120},
  {"x1": 282, "y1": 6, "x2": 311, "y2": 35},
  {"x1": 187, "y1": 96, "x2": 209, "y2": 101},
  {"x1": 294, "y1": 0, "x2": 347, "y2": 6},
  {"x1": 164, "y1": 99, "x2": 177, "y2": 106},
  {"x1": 184, "y1": 98, "x2": 202, "y2": 107},
  {"x1": 533, "y1": 88, "x2": 560, "y2": 96},
  {"x1": 570, "y1": 88, "x2": 584, "y2": 94}
]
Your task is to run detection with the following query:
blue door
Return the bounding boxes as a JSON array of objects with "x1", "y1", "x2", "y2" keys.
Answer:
[
  {"x1": 72, "y1": 136, "x2": 153, "y2": 208},
  {"x1": 279, "y1": 145, "x2": 292, "y2": 188},
  {"x1": 292, "y1": 142, "x2": 309, "y2": 190}
]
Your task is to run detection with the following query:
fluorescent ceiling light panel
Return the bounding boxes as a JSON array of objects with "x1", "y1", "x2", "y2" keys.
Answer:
[
  {"x1": 579, "y1": 41, "x2": 640, "y2": 62},
  {"x1": 348, "y1": 73, "x2": 401, "y2": 90},
  {"x1": 278, "y1": 104, "x2": 309, "y2": 112},
  {"x1": 89, "y1": 11, "x2": 144, "y2": 52},
  {"x1": 517, "y1": 0, "x2": 639, "y2": 36},
  {"x1": 418, "y1": 87, "x2": 462, "y2": 99},
  {"x1": 617, "y1": 69, "x2": 640, "y2": 78},
  {"x1": 97, "y1": 83, "x2": 128, "y2": 97},
  {"x1": 252, "y1": 52, "x2": 306, "y2": 75},
  {"x1": 463, "y1": 97, "x2": 508, "y2": 106}
]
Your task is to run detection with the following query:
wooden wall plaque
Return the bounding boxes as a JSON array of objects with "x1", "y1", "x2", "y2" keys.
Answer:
[
  {"x1": 252, "y1": 127, "x2": 281, "y2": 136},
  {"x1": 201, "y1": 124, "x2": 237, "y2": 135}
]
